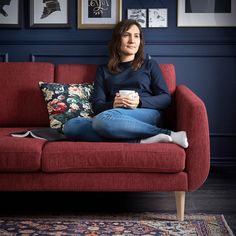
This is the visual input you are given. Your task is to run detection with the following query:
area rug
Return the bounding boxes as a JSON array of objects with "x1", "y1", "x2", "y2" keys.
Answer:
[{"x1": 0, "y1": 213, "x2": 234, "y2": 236}]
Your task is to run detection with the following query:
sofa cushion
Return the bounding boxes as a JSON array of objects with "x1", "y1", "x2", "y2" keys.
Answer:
[
  {"x1": 0, "y1": 128, "x2": 45, "y2": 172},
  {"x1": 55, "y1": 64, "x2": 98, "y2": 84},
  {"x1": 0, "y1": 62, "x2": 54, "y2": 127},
  {"x1": 42, "y1": 142, "x2": 186, "y2": 173},
  {"x1": 39, "y1": 82, "x2": 94, "y2": 129},
  {"x1": 159, "y1": 64, "x2": 176, "y2": 95}
]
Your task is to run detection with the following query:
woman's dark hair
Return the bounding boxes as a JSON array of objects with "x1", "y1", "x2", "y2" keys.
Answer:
[{"x1": 108, "y1": 19, "x2": 145, "y2": 74}]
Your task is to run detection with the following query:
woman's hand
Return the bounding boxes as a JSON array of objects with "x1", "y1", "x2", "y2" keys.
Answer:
[{"x1": 113, "y1": 92, "x2": 140, "y2": 109}]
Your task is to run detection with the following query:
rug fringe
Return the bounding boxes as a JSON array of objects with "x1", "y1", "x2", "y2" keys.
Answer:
[{"x1": 220, "y1": 215, "x2": 235, "y2": 236}]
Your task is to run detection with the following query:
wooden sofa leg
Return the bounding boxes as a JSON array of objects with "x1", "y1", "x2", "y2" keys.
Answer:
[{"x1": 175, "y1": 191, "x2": 185, "y2": 221}]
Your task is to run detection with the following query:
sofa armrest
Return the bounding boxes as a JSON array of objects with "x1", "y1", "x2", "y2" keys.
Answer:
[{"x1": 175, "y1": 85, "x2": 210, "y2": 191}]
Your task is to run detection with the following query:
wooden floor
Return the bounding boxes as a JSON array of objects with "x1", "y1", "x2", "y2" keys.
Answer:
[{"x1": 1, "y1": 165, "x2": 236, "y2": 233}]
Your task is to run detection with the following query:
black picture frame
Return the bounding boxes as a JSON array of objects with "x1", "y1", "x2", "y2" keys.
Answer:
[
  {"x1": 0, "y1": 0, "x2": 22, "y2": 28},
  {"x1": 30, "y1": 0, "x2": 70, "y2": 28}
]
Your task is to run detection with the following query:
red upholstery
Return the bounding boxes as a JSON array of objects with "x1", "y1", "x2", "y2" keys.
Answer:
[
  {"x1": 0, "y1": 62, "x2": 54, "y2": 127},
  {"x1": 55, "y1": 64, "x2": 98, "y2": 83},
  {"x1": 159, "y1": 64, "x2": 176, "y2": 95},
  {"x1": 0, "y1": 172, "x2": 188, "y2": 191},
  {"x1": 0, "y1": 62, "x2": 210, "y2": 195},
  {"x1": 175, "y1": 85, "x2": 210, "y2": 191},
  {"x1": 0, "y1": 128, "x2": 44, "y2": 172},
  {"x1": 41, "y1": 142, "x2": 185, "y2": 173}
]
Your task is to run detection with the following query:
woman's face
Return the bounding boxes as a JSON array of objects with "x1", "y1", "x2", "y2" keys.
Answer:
[{"x1": 120, "y1": 24, "x2": 141, "y2": 61}]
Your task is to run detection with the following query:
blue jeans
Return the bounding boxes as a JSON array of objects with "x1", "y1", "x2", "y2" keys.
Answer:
[{"x1": 63, "y1": 108, "x2": 171, "y2": 142}]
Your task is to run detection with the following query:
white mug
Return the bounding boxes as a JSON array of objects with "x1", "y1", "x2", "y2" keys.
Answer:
[{"x1": 119, "y1": 90, "x2": 135, "y2": 97}]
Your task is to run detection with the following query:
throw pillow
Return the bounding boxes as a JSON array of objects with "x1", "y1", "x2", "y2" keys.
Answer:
[{"x1": 39, "y1": 82, "x2": 94, "y2": 129}]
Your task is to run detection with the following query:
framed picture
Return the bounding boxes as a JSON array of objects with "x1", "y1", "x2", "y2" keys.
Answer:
[
  {"x1": 78, "y1": 0, "x2": 122, "y2": 29},
  {"x1": 0, "y1": 0, "x2": 21, "y2": 28},
  {"x1": 148, "y1": 8, "x2": 168, "y2": 28},
  {"x1": 127, "y1": 9, "x2": 146, "y2": 28},
  {"x1": 177, "y1": 0, "x2": 236, "y2": 27},
  {"x1": 30, "y1": 0, "x2": 70, "y2": 28}
]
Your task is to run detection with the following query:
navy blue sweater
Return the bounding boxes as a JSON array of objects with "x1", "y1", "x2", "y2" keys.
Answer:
[{"x1": 91, "y1": 59, "x2": 171, "y2": 115}]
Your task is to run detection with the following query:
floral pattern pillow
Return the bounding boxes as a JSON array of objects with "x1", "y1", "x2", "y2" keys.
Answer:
[{"x1": 39, "y1": 82, "x2": 94, "y2": 129}]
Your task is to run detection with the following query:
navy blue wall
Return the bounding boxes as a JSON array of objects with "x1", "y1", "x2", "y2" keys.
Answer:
[{"x1": 1, "y1": 0, "x2": 236, "y2": 165}]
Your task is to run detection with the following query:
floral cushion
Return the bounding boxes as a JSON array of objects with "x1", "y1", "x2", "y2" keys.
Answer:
[{"x1": 39, "y1": 82, "x2": 94, "y2": 129}]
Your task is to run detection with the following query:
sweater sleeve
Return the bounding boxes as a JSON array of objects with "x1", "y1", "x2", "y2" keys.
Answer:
[
  {"x1": 139, "y1": 60, "x2": 171, "y2": 110},
  {"x1": 91, "y1": 66, "x2": 113, "y2": 115}
]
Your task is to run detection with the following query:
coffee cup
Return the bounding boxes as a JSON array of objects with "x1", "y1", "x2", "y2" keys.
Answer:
[{"x1": 119, "y1": 90, "x2": 135, "y2": 97}]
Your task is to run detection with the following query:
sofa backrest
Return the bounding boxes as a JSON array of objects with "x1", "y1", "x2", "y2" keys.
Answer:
[
  {"x1": 0, "y1": 62, "x2": 54, "y2": 127},
  {"x1": 55, "y1": 64, "x2": 98, "y2": 83},
  {"x1": 159, "y1": 64, "x2": 176, "y2": 95},
  {"x1": 0, "y1": 62, "x2": 176, "y2": 127},
  {"x1": 55, "y1": 63, "x2": 176, "y2": 94}
]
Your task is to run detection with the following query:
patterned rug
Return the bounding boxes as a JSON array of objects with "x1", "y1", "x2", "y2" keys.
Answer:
[{"x1": 0, "y1": 213, "x2": 234, "y2": 236}]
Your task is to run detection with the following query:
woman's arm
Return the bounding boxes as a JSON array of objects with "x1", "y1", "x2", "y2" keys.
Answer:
[
  {"x1": 91, "y1": 66, "x2": 113, "y2": 115},
  {"x1": 139, "y1": 60, "x2": 171, "y2": 110}
]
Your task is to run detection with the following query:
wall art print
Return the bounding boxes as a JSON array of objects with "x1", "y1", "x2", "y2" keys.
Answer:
[
  {"x1": 78, "y1": 0, "x2": 122, "y2": 29},
  {"x1": 127, "y1": 9, "x2": 146, "y2": 28},
  {"x1": 148, "y1": 8, "x2": 168, "y2": 28},
  {"x1": 0, "y1": 0, "x2": 21, "y2": 28},
  {"x1": 178, "y1": 0, "x2": 236, "y2": 27},
  {"x1": 30, "y1": 0, "x2": 70, "y2": 28}
]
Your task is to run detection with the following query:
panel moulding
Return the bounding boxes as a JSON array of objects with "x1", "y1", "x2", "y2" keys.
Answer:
[{"x1": 0, "y1": 53, "x2": 8, "y2": 62}]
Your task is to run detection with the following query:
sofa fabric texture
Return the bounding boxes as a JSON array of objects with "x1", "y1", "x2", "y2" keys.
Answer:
[
  {"x1": 41, "y1": 142, "x2": 185, "y2": 173},
  {"x1": 0, "y1": 63, "x2": 54, "y2": 127},
  {"x1": 0, "y1": 62, "x2": 210, "y2": 193}
]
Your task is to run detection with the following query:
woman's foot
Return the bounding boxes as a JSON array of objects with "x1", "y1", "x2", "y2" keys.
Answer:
[
  {"x1": 141, "y1": 134, "x2": 172, "y2": 144},
  {"x1": 171, "y1": 131, "x2": 188, "y2": 148}
]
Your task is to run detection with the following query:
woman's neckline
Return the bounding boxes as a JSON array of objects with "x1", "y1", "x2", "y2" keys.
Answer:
[{"x1": 119, "y1": 60, "x2": 133, "y2": 65}]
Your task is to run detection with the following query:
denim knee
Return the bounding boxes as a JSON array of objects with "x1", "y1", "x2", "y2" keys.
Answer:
[{"x1": 92, "y1": 110, "x2": 115, "y2": 137}]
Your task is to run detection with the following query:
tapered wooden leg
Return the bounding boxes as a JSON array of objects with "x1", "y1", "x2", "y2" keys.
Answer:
[{"x1": 175, "y1": 191, "x2": 185, "y2": 221}]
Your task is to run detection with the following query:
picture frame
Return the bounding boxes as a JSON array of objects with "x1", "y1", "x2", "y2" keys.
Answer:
[
  {"x1": 0, "y1": 0, "x2": 21, "y2": 28},
  {"x1": 30, "y1": 0, "x2": 70, "y2": 28},
  {"x1": 148, "y1": 8, "x2": 168, "y2": 28},
  {"x1": 177, "y1": 0, "x2": 236, "y2": 27},
  {"x1": 127, "y1": 9, "x2": 147, "y2": 28},
  {"x1": 78, "y1": 0, "x2": 122, "y2": 29}
]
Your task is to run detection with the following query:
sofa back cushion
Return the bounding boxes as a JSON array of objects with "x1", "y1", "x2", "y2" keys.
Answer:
[
  {"x1": 159, "y1": 64, "x2": 176, "y2": 95},
  {"x1": 55, "y1": 64, "x2": 98, "y2": 83},
  {"x1": 56, "y1": 63, "x2": 176, "y2": 94},
  {"x1": 0, "y1": 62, "x2": 54, "y2": 127}
]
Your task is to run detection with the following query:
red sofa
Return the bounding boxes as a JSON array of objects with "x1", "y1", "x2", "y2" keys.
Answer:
[{"x1": 0, "y1": 62, "x2": 210, "y2": 221}]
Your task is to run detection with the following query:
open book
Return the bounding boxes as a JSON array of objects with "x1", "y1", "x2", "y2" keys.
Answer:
[{"x1": 10, "y1": 128, "x2": 67, "y2": 141}]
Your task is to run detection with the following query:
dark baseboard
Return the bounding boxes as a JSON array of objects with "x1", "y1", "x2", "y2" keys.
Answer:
[{"x1": 211, "y1": 157, "x2": 236, "y2": 167}]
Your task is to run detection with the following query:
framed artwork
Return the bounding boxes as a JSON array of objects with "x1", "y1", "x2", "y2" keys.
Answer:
[
  {"x1": 30, "y1": 0, "x2": 70, "y2": 28},
  {"x1": 177, "y1": 0, "x2": 236, "y2": 27},
  {"x1": 127, "y1": 9, "x2": 146, "y2": 28},
  {"x1": 148, "y1": 8, "x2": 168, "y2": 28},
  {"x1": 0, "y1": 0, "x2": 21, "y2": 28},
  {"x1": 78, "y1": 0, "x2": 122, "y2": 29}
]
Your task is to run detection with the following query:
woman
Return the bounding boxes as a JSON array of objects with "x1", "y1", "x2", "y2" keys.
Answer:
[{"x1": 63, "y1": 19, "x2": 188, "y2": 148}]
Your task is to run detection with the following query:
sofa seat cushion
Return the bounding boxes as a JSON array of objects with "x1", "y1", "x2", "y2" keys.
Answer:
[
  {"x1": 42, "y1": 142, "x2": 186, "y2": 173},
  {"x1": 0, "y1": 128, "x2": 45, "y2": 172}
]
